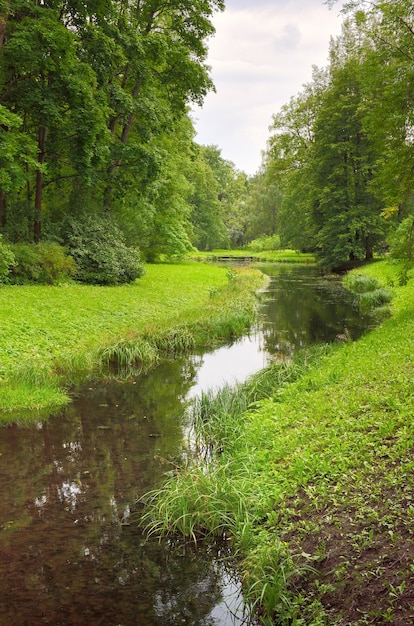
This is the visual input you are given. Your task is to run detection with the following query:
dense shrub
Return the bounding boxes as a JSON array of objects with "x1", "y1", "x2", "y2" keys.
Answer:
[
  {"x1": 389, "y1": 216, "x2": 414, "y2": 284},
  {"x1": 390, "y1": 216, "x2": 414, "y2": 263},
  {"x1": 10, "y1": 243, "x2": 77, "y2": 284},
  {"x1": 246, "y1": 234, "x2": 281, "y2": 252},
  {"x1": 66, "y1": 215, "x2": 144, "y2": 285},
  {"x1": 0, "y1": 235, "x2": 15, "y2": 283}
]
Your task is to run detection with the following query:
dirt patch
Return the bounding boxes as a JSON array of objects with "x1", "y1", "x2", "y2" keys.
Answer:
[{"x1": 278, "y1": 453, "x2": 414, "y2": 624}]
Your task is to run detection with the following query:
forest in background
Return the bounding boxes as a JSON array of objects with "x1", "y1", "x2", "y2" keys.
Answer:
[{"x1": 0, "y1": 0, "x2": 413, "y2": 276}]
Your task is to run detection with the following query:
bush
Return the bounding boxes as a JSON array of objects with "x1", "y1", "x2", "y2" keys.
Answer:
[
  {"x1": 246, "y1": 234, "x2": 281, "y2": 252},
  {"x1": 65, "y1": 215, "x2": 144, "y2": 285},
  {"x1": 389, "y1": 216, "x2": 414, "y2": 284},
  {"x1": 390, "y1": 216, "x2": 414, "y2": 263},
  {"x1": 0, "y1": 235, "x2": 15, "y2": 283},
  {"x1": 10, "y1": 243, "x2": 77, "y2": 284}
]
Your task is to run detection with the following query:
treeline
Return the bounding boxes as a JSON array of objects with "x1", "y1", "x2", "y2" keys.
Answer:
[
  {"x1": 2, "y1": 2, "x2": 413, "y2": 280},
  {"x1": 254, "y1": 0, "x2": 414, "y2": 272},
  {"x1": 0, "y1": 0, "x2": 259, "y2": 277}
]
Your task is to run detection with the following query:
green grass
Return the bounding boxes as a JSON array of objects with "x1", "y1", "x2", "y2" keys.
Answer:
[
  {"x1": 143, "y1": 259, "x2": 414, "y2": 625},
  {"x1": 0, "y1": 262, "x2": 266, "y2": 420},
  {"x1": 188, "y1": 248, "x2": 316, "y2": 264}
]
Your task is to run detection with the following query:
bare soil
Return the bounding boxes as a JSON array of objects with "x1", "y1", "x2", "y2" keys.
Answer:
[{"x1": 280, "y1": 452, "x2": 414, "y2": 625}]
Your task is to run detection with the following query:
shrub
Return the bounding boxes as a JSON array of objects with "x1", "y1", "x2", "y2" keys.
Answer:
[
  {"x1": 246, "y1": 234, "x2": 281, "y2": 252},
  {"x1": 0, "y1": 235, "x2": 15, "y2": 283},
  {"x1": 10, "y1": 243, "x2": 76, "y2": 284},
  {"x1": 65, "y1": 215, "x2": 144, "y2": 285},
  {"x1": 389, "y1": 216, "x2": 414, "y2": 284}
]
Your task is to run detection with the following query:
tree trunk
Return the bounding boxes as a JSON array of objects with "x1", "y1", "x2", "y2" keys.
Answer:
[
  {"x1": 34, "y1": 125, "x2": 48, "y2": 243},
  {"x1": 103, "y1": 77, "x2": 141, "y2": 211},
  {"x1": 0, "y1": 192, "x2": 6, "y2": 228},
  {"x1": 0, "y1": 0, "x2": 10, "y2": 47},
  {"x1": 365, "y1": 236, "x2": 373, "y2": 261}
]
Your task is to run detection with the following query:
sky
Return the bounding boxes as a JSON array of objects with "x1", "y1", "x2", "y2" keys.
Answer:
[{"x1": 191, "y1": 0, "x2": 346, "y2": 175}]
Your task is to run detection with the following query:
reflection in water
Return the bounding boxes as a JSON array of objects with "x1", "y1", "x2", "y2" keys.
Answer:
[
  {"x1": 258, "y1": 264, "x2": 373, "y2": 361},
  {"x1": 0, "y1": 376, "x2": 247, "y2": 626},
  {"x1": 0, "y1": 265, "x2": 373, "y2": 625}
]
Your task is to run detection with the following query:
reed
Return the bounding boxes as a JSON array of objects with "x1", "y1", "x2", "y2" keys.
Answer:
[{"x1": 100, "y1": 337, "x2": 159, "y2": 373}]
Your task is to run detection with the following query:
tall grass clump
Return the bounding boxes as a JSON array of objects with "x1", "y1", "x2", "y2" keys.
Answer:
[
  {"x1": 344, "y1": 270, "x2": 393, "y2": 317},
  {"x1": 99, "y1": 337, "x2": 159, "y2": 375}
]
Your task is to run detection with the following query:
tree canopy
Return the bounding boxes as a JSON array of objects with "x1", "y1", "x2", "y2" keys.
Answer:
[
  {"x1": 261, "y1": 0, "x2": 414, "y2": 269},
  {"x1": 0, "y1": 0, "x2": 237, "y2": 260},
  {"x1": 1, "y1": 0, "x2": 414, "y2": 273}
]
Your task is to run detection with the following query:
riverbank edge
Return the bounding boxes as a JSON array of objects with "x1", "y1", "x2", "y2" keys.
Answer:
[
  {"x1": 0, "y1": 264, "x2": 267, "y2": 423},
  {"x1": 142, "y1": 259, "x2": 414, "y2": 626}
]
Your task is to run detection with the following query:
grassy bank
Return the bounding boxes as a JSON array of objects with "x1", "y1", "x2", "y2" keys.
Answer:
[
  {"x1": 0, "y1": 263, "x2": 265, "y2": 421},
  {"x1": 143, "y1": 259, "x2": 414, "y2": 625}
]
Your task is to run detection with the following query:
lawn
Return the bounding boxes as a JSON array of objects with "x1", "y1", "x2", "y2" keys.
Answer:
[{"x1": 0, "y1": 262, "x2": 265, "y2": 419}]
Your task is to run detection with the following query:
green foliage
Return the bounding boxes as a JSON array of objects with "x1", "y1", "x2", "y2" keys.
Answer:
[
  {"x1": 10, "y1": 243, "x2": 76, "y2": 285},
  {"x1": 65, "y1": 215, "x2": 144, "y2": 285},
  {"x1": 187, "y1": 145, "x2": 229, "y2": 250},
  {"x1": 0, "y1": 0, "x2": 225, "y2": 250},
  {"x1": 262, "y1": 6, "x2": 414, "y2": 269},
  {"x1": 246, "y1": 234, "x2": 281, "y2": 252},
  {"x1": 0, "y1": 235, "x2": 15, "y2": 283},
  {"x1": 0, "y1": 105, "x2": 38, "y2": 194},
  {"x1": 389, "y1": 216, "x2": 414, "y2": 284}
]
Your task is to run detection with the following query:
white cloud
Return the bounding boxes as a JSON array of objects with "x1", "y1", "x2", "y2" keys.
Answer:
[{"x1": 192, "y1": 0, "x2": 345, "y2": 175}]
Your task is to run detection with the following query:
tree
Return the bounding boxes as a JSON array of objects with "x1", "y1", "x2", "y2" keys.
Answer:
[
  {"x1": 1, "y1": 4, "x2": 107, "y2": 241},
  {"x1": 328, "y1": 1, "x2": 414, "y2": 216},
  {"x1": 0, "y1": 0, "x2": 225, "y2": 257},
  {"x1": 266, "y1": 68, "x2": 328, "y2": 251},
  {"x1": 310, "y1": 52, "x2": 386, "y2": 268},
  {"x1": 186, "y1": 145, "x2": 228, "y2": 250},
  {"x1": 243, "y1": 172, "x2": 283, "y2": 244},
  {"x1": 0, "y1": 105, "x2": 38, "y2": 232}
]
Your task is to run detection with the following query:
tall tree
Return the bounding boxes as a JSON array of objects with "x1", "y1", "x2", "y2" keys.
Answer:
[
  {"x1": 0, "y1": 0, "x2": 225, "y2": 253},
  {"x1": 267, "y1": 68, "x2": 328, "y2": 251},
  {"x1": 1, "y1": 3, "x2": 107, "y2": 241},
  {"x1": 310, "y1": 54, "x2": 385, "y2": 268}
]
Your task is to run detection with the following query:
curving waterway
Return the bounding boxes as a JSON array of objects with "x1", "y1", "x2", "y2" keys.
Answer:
[{"x1": 0, "y1": 265, "x2": 374, "y2": 626}]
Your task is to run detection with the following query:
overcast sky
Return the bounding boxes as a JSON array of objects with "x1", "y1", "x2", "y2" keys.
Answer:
[{"x1": 191, "y1": 0, "x2": 346, "y2": 175}]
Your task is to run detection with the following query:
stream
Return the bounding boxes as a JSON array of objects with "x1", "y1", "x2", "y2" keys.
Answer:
[{"x1": 0, "y1": 264, "x2": 374, "y2": 626}]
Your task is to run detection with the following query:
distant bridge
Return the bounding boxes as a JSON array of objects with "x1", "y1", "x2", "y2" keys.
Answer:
[{"x1": 213, "y1": 255, "x2": 256, "y2": 264}]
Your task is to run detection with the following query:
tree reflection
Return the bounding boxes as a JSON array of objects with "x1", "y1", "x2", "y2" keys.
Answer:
[
  {"x1": 0, "y1": 361, "x2": 244, "y2": 625},
  {"x1": 259, "y1": 264, "x2": 373, "y2": 358}
]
